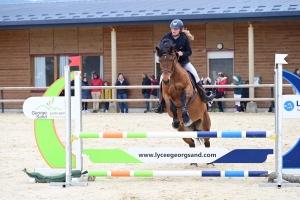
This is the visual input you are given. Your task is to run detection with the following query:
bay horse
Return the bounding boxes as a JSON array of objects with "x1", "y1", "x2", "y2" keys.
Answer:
[{"x1": 156, "y1": 39, "x2": 211, "y2": 159}]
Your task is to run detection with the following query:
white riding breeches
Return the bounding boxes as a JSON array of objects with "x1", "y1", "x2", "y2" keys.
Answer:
[
  {"x1": 159, "y1": 62, "x2": 200, "y2": 83},
  {"x1": 181, "y1": 62, "x2": 200, "y2": 83}
]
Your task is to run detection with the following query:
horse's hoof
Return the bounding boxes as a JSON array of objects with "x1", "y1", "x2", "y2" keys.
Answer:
[
  {"x1": 204, "y1": 141, "x2": 210, "y2": 148},
  {"x1": 190, "y1": 163, "x2": 198, "y2": 167},
  {"x1": 172, "y1": 119, "x2": 180, "y2": 129},
  {"x1": 184, "y1": 119, "x2": 193, "y2": 127}
]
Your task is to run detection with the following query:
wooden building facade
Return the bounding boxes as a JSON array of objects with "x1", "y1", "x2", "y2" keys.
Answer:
[{"x1": 0, "y1": 20, "x2": 300, "y2": 109}]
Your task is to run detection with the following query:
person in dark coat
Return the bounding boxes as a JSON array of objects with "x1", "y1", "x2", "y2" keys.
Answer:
[
  {"x1": 142, "y1": 73, "x2": 151, "y2": 113},
  {"x1": 81, "y1": 77, "x2": 90, "y2": 113},
  {"x1": 241, "y1": 80, "x2": 249, "y2": 111},
  {"x1": 115, "y1": 73, "x2": 129, "y2": 113}
]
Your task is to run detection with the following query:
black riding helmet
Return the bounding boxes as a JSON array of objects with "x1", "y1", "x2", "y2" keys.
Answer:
[{"x1": 170, "y1": 19, "x2": 184, "y2": 29}]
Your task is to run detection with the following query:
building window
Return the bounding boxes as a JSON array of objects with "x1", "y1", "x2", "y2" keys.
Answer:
[
  {"x1": 82, "y1": 56, "x2": 103, "y2": 81},
  {"x1": 207, "y1": 51, "x2": 234, "y2": 84},
  {"x1": 34, "y1": 57, "x2": 54, "y2": 87},
  {"x1": 32, "y1": 55, "x2": 103, "y2": 87}
]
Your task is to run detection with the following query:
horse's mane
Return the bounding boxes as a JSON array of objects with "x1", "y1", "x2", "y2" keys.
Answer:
[{"x1": 156, "y1": 38, "x2": 175, "y2": 57}]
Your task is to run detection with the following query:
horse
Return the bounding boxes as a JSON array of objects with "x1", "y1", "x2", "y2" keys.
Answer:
[{"x1": 156, "y1": 38, "x2": 211, "y2": 162}]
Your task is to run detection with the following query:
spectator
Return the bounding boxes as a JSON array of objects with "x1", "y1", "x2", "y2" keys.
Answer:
[
  {"x1": 115, "y1": 73, "x2": 129, "y2": 113},
  {"x1": 142, "y1": 73, "x2": 151, "y2": 113},
  {"x1": 81, "y1": 77, "x2": 90, "y2": 113},
  {"x1": 241, "y1": 80, "x2": 249, "y2": 111},
  {"x1": 100, "y1": 81, "x2": 112, "y2": 113},
  {"x1": 90, "y1": 72, "x2": 103, "y2": 113},
  {"x1": 232, "y1": 74, "x2": 243, "y2": 113},
  {"x1": 150, "y1": 75, "x2": 159, "y2": 111},
  {"x1": 201, "y1": 76, "x2": 213, "y2": 111},
  {"x1": 292, "y1": 68, "x2": 300, "y2": 95},
  {"x1": 215, "y1": 72, "x2": 227, "y2": 112}
]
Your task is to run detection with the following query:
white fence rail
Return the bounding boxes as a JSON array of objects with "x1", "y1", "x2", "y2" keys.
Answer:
[{"x1": 0, "y1": 84, "x2": 293, "y2": 113}]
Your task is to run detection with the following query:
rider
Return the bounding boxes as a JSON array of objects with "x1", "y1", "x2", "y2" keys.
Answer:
[{"x1": 152, "y1": 19, "x2": 215, "y2": 113}]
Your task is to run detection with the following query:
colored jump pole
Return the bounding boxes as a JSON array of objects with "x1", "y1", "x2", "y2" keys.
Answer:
[
  {"x1": 73, "y1": 131, "x2": 274, "y2": 139},
  {"x1": 88, "y1": 170, "x2": 271, "y2": 177}
]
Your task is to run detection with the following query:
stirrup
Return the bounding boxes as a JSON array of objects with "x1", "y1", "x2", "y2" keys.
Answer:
[{"x1": 151, "y1": 103, "x2": 164, "y2": 114}]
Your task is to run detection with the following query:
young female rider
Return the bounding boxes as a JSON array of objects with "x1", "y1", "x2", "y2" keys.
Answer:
[{"x1": 152, "y1": 19, "x2": 215, "y2": 113}]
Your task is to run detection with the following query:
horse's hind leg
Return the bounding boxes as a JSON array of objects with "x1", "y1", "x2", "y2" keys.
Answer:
[
  {"x1": 170, "y1": 100, "x2": 180, "y2": 129},
  {"x1": 180, "y1": 126, "x2": 198, "y2": 167},
  {"x1": 202, "y1": 111, "x2": 211, "y2": 148}
]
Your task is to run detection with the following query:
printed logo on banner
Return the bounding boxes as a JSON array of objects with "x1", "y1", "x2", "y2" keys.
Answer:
[
  {"x1": 282, "y1": 95, "x2": 300, "y2": 119},
  {"x1": 23, "y1": 97, "x2": 75, "y2": 119},
  {"x1": 284, "y1": 101, "x2": 294, "y2": 111}
]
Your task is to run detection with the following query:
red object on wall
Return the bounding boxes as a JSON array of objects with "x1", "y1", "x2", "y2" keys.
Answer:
[{"x1": 68, "y1": 56, "x2": 80, "y2": 66}]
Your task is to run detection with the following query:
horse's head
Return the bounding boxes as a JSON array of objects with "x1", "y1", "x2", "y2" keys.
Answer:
[{"x1": 156, "y1": 39, "x2": 177, "y2": 85}]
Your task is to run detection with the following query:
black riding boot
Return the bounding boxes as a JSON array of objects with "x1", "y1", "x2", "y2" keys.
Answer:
[
  {"x1": 151, "y1": 83, "x2": 165, "y2": 114},
  {"x1": 196, "y1": 81, "x2": 215, "y2": 103}
]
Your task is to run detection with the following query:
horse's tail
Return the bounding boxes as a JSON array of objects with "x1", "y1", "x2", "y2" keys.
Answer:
[{"x1": 182, "y1": 28, "x2": 194, "y2": 41}]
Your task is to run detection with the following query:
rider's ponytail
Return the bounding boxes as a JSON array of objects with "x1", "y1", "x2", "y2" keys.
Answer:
[{"x1": 181, "y1": 28, "x2": 194, "y2": 41}]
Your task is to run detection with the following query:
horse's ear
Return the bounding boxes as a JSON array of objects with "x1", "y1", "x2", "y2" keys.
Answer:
[
  {"x1": 168, "y1": 46, "x2": 173, "y2": 53},
  {"x1": 156, "y1": 46, "x2": 161, "y2": 52}
]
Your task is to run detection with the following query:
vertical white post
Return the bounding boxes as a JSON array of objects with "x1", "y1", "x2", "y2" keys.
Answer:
[
  {"x1": 74, "y1": 71, "x2": 82, "y2": 170},
  {"x1": 248, "y1": 23, "x2": 254, "y2": 99},
  {"x1": 276, "y1": 63, "x2": 283, "y2": 187},
  {"x1": 274, "y1": 69, "x2": 278, "y2": 178},
  {"x1": 111, "y1": 28, "x2": 117, "y2": 99},
  {"x1": 64, "y1": 65, "x2": 72, "y2": 185}
]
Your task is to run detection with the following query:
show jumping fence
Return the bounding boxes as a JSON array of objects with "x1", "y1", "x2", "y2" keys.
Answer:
[
  {"x1": 22, "y1": 54, "x2": 300, "y2": 188},
  {"x1": 0, "y1": 84, "x2": 293, "y2": 113}
]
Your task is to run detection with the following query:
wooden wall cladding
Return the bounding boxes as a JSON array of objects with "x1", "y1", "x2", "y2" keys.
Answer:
[
  {"x1": 104, "y1": 25, "x2": 154, "y2": 108},
  {"x1": 54, "y1": 28, "x2": 78, "y2": 54},
  {"x1": 186, "y1": 24, "x2": 207, "y2": 76},
  {"x1": 30, "y1": 28, "x2": 54, "y2": 54},
  {"x1": 206, "y1": 23, "x2": 234, "y2": 49},
  {"x1": 0, "y1": 29, "x2": 31, "y2": 109},
  {"x1": 78, "y1": 27, "x2": 103, "y2": 53}
]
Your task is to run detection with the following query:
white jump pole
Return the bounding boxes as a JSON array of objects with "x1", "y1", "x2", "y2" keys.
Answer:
[
  {"x1": 64, "y1": 65, "x2": 72, "y2": 185},
  {"x1": 276, "y1": 62, "x2": 283, "y2": 187},
  {"x1": 74, "y1": 71, "x2": 83, "y2": 171}
]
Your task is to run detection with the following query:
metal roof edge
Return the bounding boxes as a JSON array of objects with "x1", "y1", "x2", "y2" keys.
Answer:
[{"x1": 1, "y1": 11, "x2": 300, "y2": 30}]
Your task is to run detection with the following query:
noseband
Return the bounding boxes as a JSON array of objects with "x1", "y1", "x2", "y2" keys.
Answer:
[{"x1": 161, "y1": 54, "x2": 176, "y2": 74}]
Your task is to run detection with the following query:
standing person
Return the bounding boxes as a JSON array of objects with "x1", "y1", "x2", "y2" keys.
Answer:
[
  {"x1": 90, "y1": 72, "x2": 103, "y2": 113},
  {"x1": 100, "y1": 81, "x2": 112, "y2": 113},
  {"x1": 232, "y1": 74, "x2": 243, "y2": 113},
  {"x1": 81, "y1": 77, "x2": 90, "y2": 113},
  {"x1": 292, "y1": 68, "x2": 300, "y2": 95},
  {"x1": 215, "y1": 72, "x2": 227, "y2": 112},
  {"x1": 142, "y1": 73, "x2": 151, "y2": 113},
  {"x1": 202, "y1": 76, "x2": 213, "y2": 110},
  {"x1": 241, "y1": 80, "x2": 249, "y2": 111},
  {"x1": 150, "y1": 75, "x2": 159, "y2": 111},
  {"x1": 115, "y1": 73, "x2": 129, "y2": 113},
  {"x1": 152, "y1": 19, "x2": 215, "y2": 113}
]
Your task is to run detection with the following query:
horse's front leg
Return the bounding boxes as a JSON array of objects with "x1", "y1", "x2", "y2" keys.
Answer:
[
  {"x1": 180, "y1": 91, "x2": 192, "y2": 127},
  {"x1": 170, "y1": 100, "x2": 180, "y2": 129}
]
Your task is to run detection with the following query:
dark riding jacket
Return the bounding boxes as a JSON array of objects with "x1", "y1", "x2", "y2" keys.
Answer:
[{"x1": 161, "y1": 32, "x2": 192, "y2": 65}]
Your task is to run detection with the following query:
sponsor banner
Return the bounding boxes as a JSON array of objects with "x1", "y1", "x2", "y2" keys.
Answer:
[
  {"x1": 23, "y1": 97, "x2": 76, "y2": 119},
  {"x1": 126, "y1": 148, "x2": 229, "y2": 163},
  {"x1": 282, "y1": 95, "x2": 300, "y2": 119}
]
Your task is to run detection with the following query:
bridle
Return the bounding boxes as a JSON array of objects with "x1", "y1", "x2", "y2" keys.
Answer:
[{"x1": 160, "y1": 53, "x2": 178, "y2": 75}]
